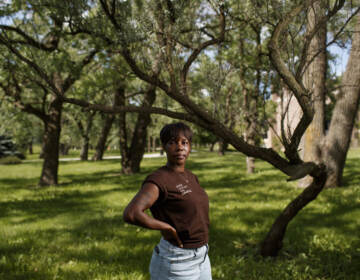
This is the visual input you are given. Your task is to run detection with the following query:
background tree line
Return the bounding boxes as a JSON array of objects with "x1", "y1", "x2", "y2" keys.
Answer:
[{"x1": 1, "y1": 0, "x2": 360, "y2": 257}]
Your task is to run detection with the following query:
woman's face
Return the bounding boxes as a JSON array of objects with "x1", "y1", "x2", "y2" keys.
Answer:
[{"x1": 164, "y1": 133, "x2": 191, "y2": 167}]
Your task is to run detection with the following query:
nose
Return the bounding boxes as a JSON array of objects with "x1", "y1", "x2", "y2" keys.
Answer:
[{"x1": 176, "y1": 141, "x2": 184, "y2": 150}]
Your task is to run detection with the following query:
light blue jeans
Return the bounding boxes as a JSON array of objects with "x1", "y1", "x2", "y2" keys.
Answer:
[{"x1": 149, "y1": 238, "x2": 212, "y2": 280}]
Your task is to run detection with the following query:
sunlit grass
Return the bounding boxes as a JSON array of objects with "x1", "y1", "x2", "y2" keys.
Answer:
[{"x1": 0, "y1": 149, "x2": 359, "y2": 279}]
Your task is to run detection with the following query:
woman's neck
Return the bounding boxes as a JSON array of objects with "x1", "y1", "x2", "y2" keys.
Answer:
[{"x1": 166, "y1": 162, "x2": 185, "y2": 173}]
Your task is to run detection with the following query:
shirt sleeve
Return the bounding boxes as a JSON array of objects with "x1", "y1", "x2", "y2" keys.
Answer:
[
  {"x1": 194, "y1": 174, "x2": 199, "y2": 184},
  {"x1": 142, "y1": 172, "x2": 168, "y2": 203}
]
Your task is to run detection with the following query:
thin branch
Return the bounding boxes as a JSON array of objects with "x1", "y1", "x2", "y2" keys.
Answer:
[
  {"x1": 268, "y1": 2, "x2": 315, "y2": 119},
  {"x1": 63, "y1": 49, "x2": 98, "y2": 92},
  {"x1": 295, "y1": 0, "x2": 346, "y2": 79},
  {"x1": 300, "y1": 7, "x2": 360, "y2": 78},
  {"x1": 0, "y1": 34, "x2": 59, "y2": 95},
  {"x1": 180, "y1": 5, "x2": 226, "y2": 93},
  {"x1": 0, "y1": 79, "x2": 48, "y2": 121},
  {"x1": 0, "y1": 25, "x2": 59, "y2": 51},
  {"x1": 61, "y1": 96, "x2": 197, "y2": 122},
  {"x1": 125, "y1": 90, "x2": 145, "y2": 99}
]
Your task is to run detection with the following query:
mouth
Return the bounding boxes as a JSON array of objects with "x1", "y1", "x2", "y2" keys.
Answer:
[{"x1": 175, "y1": 154, "x2": 186, "y2": 159}]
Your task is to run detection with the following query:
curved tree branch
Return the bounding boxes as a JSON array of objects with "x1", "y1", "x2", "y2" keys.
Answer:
[
  {"x1": 0, "y1": 80, "x2": 48, "y2": 122},
  {"x1": 295, "y1": 0, "x2": 346, "y2": 79},
  {"x1": 180, "y1": 4, "x2": 226, "y2": 93},
  {"x1": 268, "y1": 2, "x2": 315, "y2": 119},
  {"x1": 61, "y1": 96, "x2": 198, "y2": 123},
  {"x1": 0, "y1": 25, "x2": 59, "y2": 51},
  {"x1": 0, "y1": 34, "x2": 59, "y2": 95},
  {"x1": 63, "y1": 49, "x2": 98, "y2": 92}
]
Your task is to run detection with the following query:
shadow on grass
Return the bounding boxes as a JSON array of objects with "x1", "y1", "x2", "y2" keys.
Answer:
[
  {"x1": 342, "y1": 156, "x2": 360, "y2": 187},
  {"x1": 1, "y1": 151, "x2": 359, "y2": 279},
  {"x1": 0, "y1": 217, "x2": 155, "y2": 279},
  {"x1": 0, "y1": 177, "x2": 39, "y2": 190},
  {"x1": 0, "y1": 187, "x2": 119, "y2": 221},
  {"x1": 0, "y1": 165, "x2": 148, "y2": 192}
]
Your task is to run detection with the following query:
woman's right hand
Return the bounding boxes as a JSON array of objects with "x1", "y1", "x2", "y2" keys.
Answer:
[
  {"x1": 123, "y1": 183, "x2": 183, "y2": 248},
  {"x1": 161, "y1": 226, "x2": 183, "y2": 248}
]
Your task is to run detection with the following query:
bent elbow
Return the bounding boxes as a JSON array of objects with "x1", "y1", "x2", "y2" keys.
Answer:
[{"x1": 123, "y1": 207, "x2": 136, "y2": 224}]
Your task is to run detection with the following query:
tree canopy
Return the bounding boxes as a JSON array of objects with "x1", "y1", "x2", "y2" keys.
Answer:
[{"x1": 1, "y1": 0, "x2": 360, "y2": 257}]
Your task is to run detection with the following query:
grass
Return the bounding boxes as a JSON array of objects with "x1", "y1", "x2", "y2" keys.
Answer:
[{"x1": 0, "y1": 149, "x2": 359, "y2": 280}]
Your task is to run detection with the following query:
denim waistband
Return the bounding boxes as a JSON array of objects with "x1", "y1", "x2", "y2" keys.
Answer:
[
  {"x1": 157, "y1": 238, "x2": 209, "y2": 263},
  {"x1": 159, "y1": 238, "x2": 208, "y2": 250}
]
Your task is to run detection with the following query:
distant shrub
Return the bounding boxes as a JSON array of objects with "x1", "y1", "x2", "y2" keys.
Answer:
[
  {"x1": 0, "y1": 135, "x2": 25, "y2": 159},
  {"x1": 0, "y1": 156, "x2": 22, "y2": 165}
]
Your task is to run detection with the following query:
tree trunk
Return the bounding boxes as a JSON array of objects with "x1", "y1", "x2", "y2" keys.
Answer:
[
  {"x1": 350, "y1": 124, "x2": 359, "y2": 148},
  {"x1": 239, "y1": 35, "x2": 259, "y2": 174},
  {"x1": 147, "y1": 134, "x2": 151, "y2": 153},
  {"x1": 209, "y1": 141, "x2": 216, "y2": 152},
  {"x1": 80, "y1": 136, "x2": 90, "y2": 161},
  {"x1": 59, "y1": 143, "x2": 70, "y2": 155},
  {"x1": 299, "y1": 0, "x2": 327, "y2": 187},
  {"x1": 261, "y1": 167, "x2": 327, "y2": 256},
  {"x1": 324, "y1": 13, "x2": 360, "y2": 187},
  {"x1": 92, "y1": 114, "x2": 115, "y2": 161},
  {"x1": 246, "y1": 155, "x2": 255, "y2": 174},
  {"x1": 244, "y1": 129, "x2": 256, "y2": 174},
  {"x1": 261, "y1": 11, "x2": 360, "y2": 256},
  {"x1": 39, "y1": 97, "x2": 62, "y2": 186},
  {"x1": 39, "y1": 140, "x2": 45, "y2": 159},
  {"x1": 28, "y1": 139, "x2": 33, "y2": 154},
  {"x1": 218, "y1": 139, "x2": 227, "y2": 156},
  {"x1": 116, "y1": 86, "x2": 132, "y2": 174},
  {"x1": 118, "y1": 85, "x2": 156, "y2": 174},
  {"x1": 152, "y1": 136, "x2": 157, "y2": 152},
  {"x1": 128, "y1": 87, "x2": 156, "y2": 172},
  {"x1": 75, "y1": 111, "x2": 95, "y2": 161}
]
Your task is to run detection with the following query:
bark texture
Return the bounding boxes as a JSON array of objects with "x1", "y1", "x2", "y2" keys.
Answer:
[
  {"x1": 92, "y1": 113, "x2": 115, "y2": 161},
  {"x1": 39, "y1": 96, "x2": 62, "y2": 186},
  {"x1": 261, "y1": 166, "x2": 327, "y2": 256},
  {"x1": 118, "y1": 86, "x2": 156, "y2": 174},
  {"x1": 76, "y1": 111, "x2": 96, "y2": 161},
  {"x1": 324, "y1": 12, "x2": 360, "y2": 187},
  {"x1": 299, "y1": 0, "x2": 327, "y2": 187}
]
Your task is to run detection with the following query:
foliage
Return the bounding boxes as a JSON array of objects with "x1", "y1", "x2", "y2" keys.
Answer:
[
  {"x1": 0, "y1": 0, "x2": 359, "y2": 256},
  {"x1": 0, "y1": 155, "x2": 22, "y2": 165},
  {"x1": 0, "y1": 102, "x2": 43, "y2": 153},
  {"x1": 0, "y1": 135, "x2": 25, "y2": 159},
  {"x1": 0, "y1": 150, "x2": 359, "y2": 279}
]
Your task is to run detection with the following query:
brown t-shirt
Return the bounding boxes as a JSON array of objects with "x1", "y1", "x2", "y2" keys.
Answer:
[{"x1": 143, "y1": 166, "x2": 209, "y2": 248}]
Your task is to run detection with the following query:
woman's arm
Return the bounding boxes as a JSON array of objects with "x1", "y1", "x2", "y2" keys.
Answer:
[{"x1": 123, "y1": 182, "x2": 183, "y2": 247}]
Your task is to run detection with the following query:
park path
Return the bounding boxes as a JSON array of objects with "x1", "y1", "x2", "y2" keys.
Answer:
[{"x1": 24, "y1": 153, "x2": 165, "y2": 163}]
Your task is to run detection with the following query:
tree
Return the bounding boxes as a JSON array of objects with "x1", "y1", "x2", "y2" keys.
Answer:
[
  {"x1": 261, "y1": 0, "x2": 359, "y2": 255},
  {"x1": 42, "y1": 0, "x2": 359, "y2": 257},
  {"x1": 0, "y1": 1, "x2": 97, "y2": 185},
  {"x1": 92, "y1": 109, "x2": 116, "y2": 161},
  {"x1": 0, "y1": 100, "x2": 43, "y2": 154},
  {"x1": 117, "y1": 84, "x2": 157, "y2": 174},
  {"x1": 301, "y1": 0, "x2": 327, "y2": 168},
  {"x1": 323, "y1": 12, "x2": 360, "y2": 188}
]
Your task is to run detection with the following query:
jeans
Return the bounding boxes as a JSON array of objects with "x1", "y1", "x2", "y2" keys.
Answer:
[{"x1": 149, "y1": 238, "x2": 212, "y2": 280}]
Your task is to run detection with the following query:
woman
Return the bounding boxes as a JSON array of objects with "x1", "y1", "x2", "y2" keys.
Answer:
[{"x1": 123, "y1": 122, "x2": 211, "y2": 280}]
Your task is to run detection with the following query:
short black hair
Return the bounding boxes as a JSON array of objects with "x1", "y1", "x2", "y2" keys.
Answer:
[{"x1": 160, "y1": 122, "x2": 193, "y2": 145}]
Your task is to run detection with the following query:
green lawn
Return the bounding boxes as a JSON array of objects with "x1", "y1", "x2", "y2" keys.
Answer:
[{"x1": 0, "y1": 150, "x2": 359, "y2": 280}]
